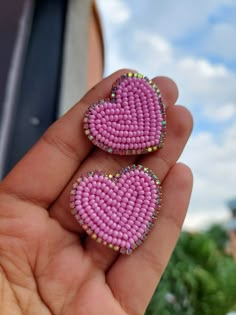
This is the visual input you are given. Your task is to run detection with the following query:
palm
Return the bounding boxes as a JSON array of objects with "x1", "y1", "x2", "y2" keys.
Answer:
[
  {"x1": 0, "y1": 70, "x2": 193, "y2": 315},
  {"x1": 15, "y1": 202, "x2": 127, "y2": 315}
]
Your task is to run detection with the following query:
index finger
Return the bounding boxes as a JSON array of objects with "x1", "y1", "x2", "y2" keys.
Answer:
[{"x1": 0, "y1": 70, "x2": 134, "y2": 208}]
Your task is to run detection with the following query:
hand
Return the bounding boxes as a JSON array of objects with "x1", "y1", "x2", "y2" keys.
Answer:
[{"x1": 0, "y1": 70, "x2": 193, "y2": 315}]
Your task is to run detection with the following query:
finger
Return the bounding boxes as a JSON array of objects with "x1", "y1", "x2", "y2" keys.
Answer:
[
  {"x1": 107, "y1": 163, "x2": 193, "y2": 315},
  {"x1": 1, "y1": 69, "x2": 133, "y2": 208},
  {"x1": 155, "y1": 76, "x2": 178, "y2": 106},
  {"x1": 49, "y1": 76, "x2": 178, "y2": 254}
]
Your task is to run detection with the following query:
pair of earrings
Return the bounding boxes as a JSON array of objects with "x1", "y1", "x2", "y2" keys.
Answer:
[{"x1": 70, "y1": 73, "x2": 166, "y2": 255}]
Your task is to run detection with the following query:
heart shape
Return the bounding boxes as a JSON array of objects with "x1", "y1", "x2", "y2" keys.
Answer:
[
  {"x1": 69, "y1": 165, "x2": 162, "y2": 254},
  {"x1": 84, "y1": 73, "x2": 166, "y2": 155}
]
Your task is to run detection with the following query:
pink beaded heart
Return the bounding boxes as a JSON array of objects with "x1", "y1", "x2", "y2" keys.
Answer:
[
  {"x1": 69, "y1": 165, "x2": 162, "y2": 254},
  {"x1": 84, "y1": 73, "x2": 166, "y2": 155}
]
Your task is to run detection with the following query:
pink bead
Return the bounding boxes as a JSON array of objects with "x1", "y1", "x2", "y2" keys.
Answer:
[
  {"x1": 121, "y1": 240, "x2": 126, "y2": 248},
  {"x1": 123, "y1": 233, "x2": 128, "y2": 240},
  {"x1": 98, "y1": 230, "x2": 104, "y2": 237},
  {"x1": 126, "y1": 242, "x2": 131, "y2": 249},
  {"x1": 129, "y1": 238, "x2": 135, "y2": 245}
]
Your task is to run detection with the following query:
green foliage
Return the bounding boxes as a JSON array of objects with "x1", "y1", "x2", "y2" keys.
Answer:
[
  {"x1": 145, "y1": 226, "x2": 236, "y2": 315},
  {"x1": 206, "y1": 224, "x2": 229, "y2": 252}
]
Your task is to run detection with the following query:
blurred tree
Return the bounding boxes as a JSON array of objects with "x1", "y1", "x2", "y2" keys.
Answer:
[
  {"x1": 206, "y1": 224, "x2": 229, "y2": 252},
  {"x1": 146, "y1": 228, "x2": 236, "y2": 315}
]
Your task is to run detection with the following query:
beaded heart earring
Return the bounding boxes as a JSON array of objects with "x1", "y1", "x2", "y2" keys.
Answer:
[
  {"x1": 69, "y1": 165, "x2": 162, "y2": 254},
  {"x1": 83, "y1": 73, "x2": 166, "y2": 155}
]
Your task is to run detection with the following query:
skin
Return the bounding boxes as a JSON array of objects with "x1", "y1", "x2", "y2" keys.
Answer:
[
  {"x1": 87, "y1": 3, "x2": 104, "y2": 90},
  {"x1": 0, "y1": 69, "x2": 193, "y2": 315}
]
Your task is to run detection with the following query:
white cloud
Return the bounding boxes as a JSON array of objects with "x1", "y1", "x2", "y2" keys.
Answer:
[
  {"x1": 178, "y1": 58, "x2": 229, "y2": 78},
  {"x1": 99, "y1": 0, "x2": 236, "y2": 41},
  {"x1": 201, "y1": 23, "x2": 236, "y2": 61},
  {"x1": 98, "y1": 0, "x2": 131, "y2": 24},
  {"x1": 136, "y1": 32, "x2": 172, "y2": 62},
  {"x1": 173, "y1": 57, "x2": 236, "y2": 111},
  {"x1": 181, "y1": 127, "x2": 236, "y2": 230},
  {"x1": 103, "y1": 29, "x2": 236, "y2": 116},
  {"x1": 184, "y1": 211, "x2": 230, "y2": 231},
  {"x1": 204, "y1": 102, "x2": 236, "y2": 122}
]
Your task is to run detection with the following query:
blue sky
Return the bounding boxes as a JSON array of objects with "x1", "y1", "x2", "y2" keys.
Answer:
[{"x1": 97, "y1": 0, "x2": 236, "y2": 229}]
